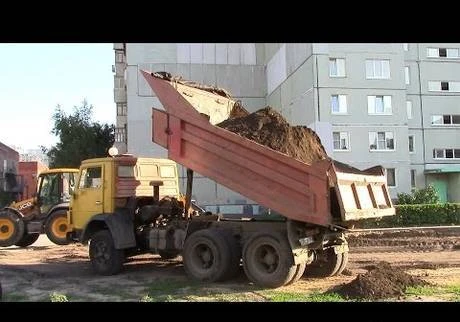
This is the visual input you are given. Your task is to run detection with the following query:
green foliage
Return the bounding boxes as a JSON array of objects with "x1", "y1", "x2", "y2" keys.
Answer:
[
  {"x1": 397, "y1": 185, "x2": 440, "y2": 205},
  {"x1": 360, "y1": 203, "x2": 460, "y2": 228},
  {"x1": 44, "y1": 100, "x2": 115, "y2": 168},
  {"x1": 49, "y1": 292, "x2": 68, "y2": 302}
]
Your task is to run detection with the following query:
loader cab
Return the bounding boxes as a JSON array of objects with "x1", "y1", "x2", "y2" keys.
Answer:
[{"x1": 36, "y1": 169, "x2": 78, "y2": 216}]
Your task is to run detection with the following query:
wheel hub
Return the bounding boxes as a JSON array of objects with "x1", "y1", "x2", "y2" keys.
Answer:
[{"x1": 0, "y1": 219, "x2": 14, "y2": 240}]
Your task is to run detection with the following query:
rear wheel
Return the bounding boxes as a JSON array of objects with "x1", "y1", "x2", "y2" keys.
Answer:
[
  {"x1": 243, "y1": 232, "x2": 297, "y2": 288},
  {"x1": 0, "y1": 211, "x2": 24, "y2": 247},
  {"x1": 89, "y1": 230, "x2": 124, "y2": 275},
  {"x1": 303, "y1": 247, "x2": 347, "y2": 277},
  {"x1": 15, "y1": 233, "x2": 40, "y2": 247},
  {"x1": 182, "y1": 229, "x2": 234, "y2": 282},
  {"x1": 45, "y1": 211, "x2": 70, "y2": 245},
  {"x1": 286, "y1": 262, "x2": 307, "y2": 285}
]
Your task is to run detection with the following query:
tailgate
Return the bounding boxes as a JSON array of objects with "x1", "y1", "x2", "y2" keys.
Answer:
[{"x1": 330, "y1": 161, "x2": 395, "y2": 221}]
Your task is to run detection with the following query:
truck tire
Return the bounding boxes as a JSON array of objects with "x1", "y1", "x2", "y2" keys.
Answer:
[
  {"x1": 336, "y1": 250, "x2": 349, "y2": 276},
  {"x1": 45, "y1": 211, "x2": 70, "y2": 245},
  {"x1": 89, "y1": 230, "x2": 125, "y2": 275},
  {"x1": 286, "y1": 262, "x2": 307, "y2": 286},
  {"x1": 182, "y1": 229, "x2": 233, "y2": 282},
  {"x1": 15, "y1": 233, "x2": 40, "y2": 247},
  {"x1": 303, "y1": 248, "x2": 345, "y2": 277},
  {"x1": 242, "y1": 232, "x2": 297, "y2": 288},
  {"x1": 158, "y1": 250, "x2": 181, "y2": 260},
  {"x1": 0, "y1": 211, "x2": 25, "y2": 247}
]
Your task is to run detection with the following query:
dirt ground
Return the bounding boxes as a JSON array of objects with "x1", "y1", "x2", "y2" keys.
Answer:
[{"x1": 0, "y1": 232, "x2": 459, "y2": 302}]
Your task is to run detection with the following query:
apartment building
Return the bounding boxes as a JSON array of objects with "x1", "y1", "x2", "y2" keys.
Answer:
[{"x1": 112, "y1": 43, "x2": 460, "y2": 203}]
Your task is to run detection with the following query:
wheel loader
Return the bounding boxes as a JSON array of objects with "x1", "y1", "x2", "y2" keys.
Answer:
[{"x1": 0, "y1": 168, "x2": 78, "y2": 247}]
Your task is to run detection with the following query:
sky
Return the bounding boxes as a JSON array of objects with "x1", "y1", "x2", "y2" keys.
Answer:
[{"x1": 0, "y1": 44, "x2": 115, "y2": 151}]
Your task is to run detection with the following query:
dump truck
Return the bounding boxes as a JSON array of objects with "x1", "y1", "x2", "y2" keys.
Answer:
[
  {"x1": 0, "y1": 168, "x2": 78, "y2": 247},
  {"x1": 67, "y1": 71, "x2": 395, "y2": 288}
]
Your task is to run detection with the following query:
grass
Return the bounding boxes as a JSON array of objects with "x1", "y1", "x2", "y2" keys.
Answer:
[
  {"x1": 258, "y1": 290, "x2": 347, "y2": 302},
  {"x1": 405, "y1": 284, "x2": 460, "y2": 301},
  {"x1": 2, "y1": 293, "x2": 28, "y2": 302}
]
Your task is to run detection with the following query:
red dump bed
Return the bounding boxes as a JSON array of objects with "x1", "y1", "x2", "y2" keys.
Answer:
[{"x1": 141, "y1": 70, "x2": 395, "y2": 227}]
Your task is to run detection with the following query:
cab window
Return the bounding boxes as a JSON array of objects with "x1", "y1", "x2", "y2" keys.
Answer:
[{"x1": 79, "y1": 167, "x2": 102, "y2": 189}]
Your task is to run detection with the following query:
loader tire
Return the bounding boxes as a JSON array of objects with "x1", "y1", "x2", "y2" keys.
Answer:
[
  {"x1": 45, "y1": 211, "x2": 70, "y2": 245},
  {"x1": 15, "y1": 233, "x2": 40, "y2": 247},
  {"x1": 303, "y1": 248, "x2": 345, "y2": 277},
  {"x1": 89, "y1": 230, "x2": 124, "y2": 275},
  {"x1": 182, "y1": 229, "x2": 233, "y2": 282},
  {"x1": 243, "y1": 232, "x2": 297, "y2": 288},
  {"x1": 158, "y1": 250, "x2": 181, "y2": 260},
  {"x1": 0, "y1": 211, "x2": 25, "y2": 247}
]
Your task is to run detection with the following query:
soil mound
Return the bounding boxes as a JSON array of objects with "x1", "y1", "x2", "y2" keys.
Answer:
[
  {"x1": 336, "y1": 261, "x2": 429, "y2": 299},
  {"x1": 217, "y1": 107, "x2": 328, "y2": 165}
]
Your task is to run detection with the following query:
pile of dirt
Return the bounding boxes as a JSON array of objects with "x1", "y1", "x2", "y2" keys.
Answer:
[
  {"x1": 336, "y1": 261, "x2": 429, "y2": 300},
  {"x1": 217, "y1": 107, "x2": 328, "y2": 165}
]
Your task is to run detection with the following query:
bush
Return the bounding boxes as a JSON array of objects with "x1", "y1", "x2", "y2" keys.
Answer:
[
  {"x1": 358, "y1": 203, "x2": 460, "y2": 228},
  {"x1": 396, "y1": 185, "x2": 440, "y2": 205}
]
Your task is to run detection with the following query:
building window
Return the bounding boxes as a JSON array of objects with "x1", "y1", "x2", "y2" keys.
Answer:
[
  {"x1": 408, "y1": 135, "x2": 414, "y2": 153},
  {"x1": 431, "y1": 114, "x2": 460, "y2": 125},
  {"x1": 369, "y1": 131, "x2": 395, "y2": 151},
  {"x1": 433, "y1": 148, "x2": 460, "y2": 159},
  {"x1": 115, "y1": 127, "x2": 127, "y2": 143},
  {"x1": 406, "y1": 101, "x2": 413, "y2": 119},
  {"x1": 403, "y1": 43, "x2": 409, "y2": 51},
  {"x1": 386, "y1": 168, "x2": 396, "y2": 187},
  {"x1": 410, "y1": 169, "x2": 416, "y2": 188},
  {"x1": 365, "y1": 59, "x2": 390, "y2": 79},
  {"x1": 117, "y1": 103, "x2": 127, "y2": 116},
  {"x1": 329, "y1": 58, "x2": 346, "y2": 77},
  {"x1": 333, "y1": 132, "x2": 350, "y2": 151},
  {"x1": 405, "y1": 66, "x2": 410, "y2": 85},
  {"x1": 331, "y1": 95, "x2": 347, "y2": 114},
  {"x1": 368, "y1": 95, "x2": 392, "y2": 114},
  {"x1": 427, "y1": 47, "x2": 460, "y2": 58},
  {"x1": 428, "y1": 81, "x2": 460, "y2": 92}
]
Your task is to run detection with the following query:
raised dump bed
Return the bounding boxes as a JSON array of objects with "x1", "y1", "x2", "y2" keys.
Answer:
[{"x1": 141, "y1": 70, "x2": 395, "y2": 228}]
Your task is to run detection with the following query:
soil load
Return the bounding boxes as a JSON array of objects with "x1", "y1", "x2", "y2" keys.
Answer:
[
  {"x1": 336, "y1": 261, "x2": 429, "y2": 299},
  {"x1": 217, "y1": 107, "x2": 328, "y2": 165}
]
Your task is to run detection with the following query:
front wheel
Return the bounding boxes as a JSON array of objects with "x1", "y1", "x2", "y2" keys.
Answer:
[
  {"x1": 0, "y1": 211, "x2": 25, "y2": 247},
  {"x1": 45, "y1": 211, "x2": 70, "y2": 245},
  {"x1": 15, "y1": 233, "x2": 40, "y2": 247},
  {"x1": 89, "y1": 230, "x2": 125, "y2": 275}
]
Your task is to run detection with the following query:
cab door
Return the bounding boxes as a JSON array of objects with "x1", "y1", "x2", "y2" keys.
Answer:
[{"x1": 71, "y1": 165, "x2": 104, "y2": 230}]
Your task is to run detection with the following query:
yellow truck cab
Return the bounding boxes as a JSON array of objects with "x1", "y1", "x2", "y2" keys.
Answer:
[{"x1": 68, "y1": 155, "x2": 181, "y2": 272}]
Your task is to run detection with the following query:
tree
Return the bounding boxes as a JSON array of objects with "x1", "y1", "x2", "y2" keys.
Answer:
[
  {"x1": 44, "y1": 100, "x2": 115, "y2": 168},
  {"x1": 396, "y1": 185, "x2": 440, "y2": 205}
]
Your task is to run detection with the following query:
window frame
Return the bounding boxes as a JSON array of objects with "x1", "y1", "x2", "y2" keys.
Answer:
[
  {"x1": 408, "y1": 135, "x2": 415, "y2": 153},
  {"x1": 367, "y1": 95, "x2": 392, "y2": 115},
  {"x1": 369, "y1": 131, "x2": 395, "y2": 151},
  {"x1": 386, "y1": 168, "x2": 396, "y2": 187},
  {"x1": 332, "y1": 131, "x2": 351, "y2": 151},
  {"x1": 329, "y1": 58, "x2": 346, "y2": 78},
  {"x1": 330, "y1": 94, "x2": 348, "y2": 114},
  {"x1": 365, "y1": 59, "x2": 391, "y2": 80}
]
